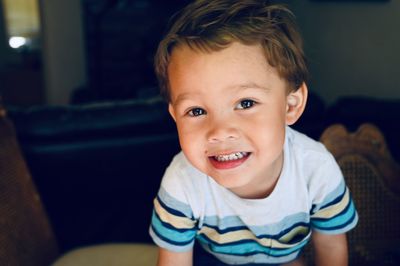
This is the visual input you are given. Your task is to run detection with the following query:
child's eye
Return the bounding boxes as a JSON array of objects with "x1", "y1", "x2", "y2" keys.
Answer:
[
  {"x1": 187, "y1": 107, "x2": 206, "y2": 117},
  {"x1": 236, "y1": 99, "x2": 256, "y2": 110}
]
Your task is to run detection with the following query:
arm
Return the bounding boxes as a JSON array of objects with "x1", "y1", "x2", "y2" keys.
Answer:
[
  {"x1": 157, "y1": 247, "x2": 193, "y2": 266},
  {"x1": 312, "y1": 231, "x2": 348, "y2": 266}
]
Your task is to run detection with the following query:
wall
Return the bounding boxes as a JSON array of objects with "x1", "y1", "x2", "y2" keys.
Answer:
[
  {"x1": 0, "y1": 3, "x2": 10, "y2": 68},
  {"x1": 0, "y1": 1, "x2": 45, "y2": 106},
  {"x1": 6, "y1": 1, "x2": 399, "y2": 105},
  {"x1": 285, "y1": 0, "x2": 400, "y2": 104},
  {"x1": 40, "y1": 0, "x2": 86, "y2": 105}
]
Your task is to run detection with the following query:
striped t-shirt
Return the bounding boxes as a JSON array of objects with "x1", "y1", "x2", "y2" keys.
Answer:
[{"x1": 149, "y1": 127, "x2": 358, "y2": 265}]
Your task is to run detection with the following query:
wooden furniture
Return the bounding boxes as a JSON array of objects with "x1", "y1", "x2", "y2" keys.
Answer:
[
  {"x1": 320, "y1": 123, "x2": 400, "y2": 266},
  {"x1": 0, "y1": 106, "x2": 58, "y2": 265}
]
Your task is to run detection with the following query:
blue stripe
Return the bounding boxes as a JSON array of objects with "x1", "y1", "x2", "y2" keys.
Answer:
[
  {"x1": 202, "y1": 224, "x2": 248, "y2": 235},
  {"x1": 197, "y1": 234, "x2": 309, "y2": 257},
  {"x1": 311, "y1": 184, "x2": 347, "y2": 215},
  {"x1": 319, "y1": 187, "x2": 347, "y2": 210},
  {"x1": 202, "y1": 212, "x2": 310, "y2": 236},
  {"x1": 149, "y1": 227, "x2": 194, "y2": 252},
  {"x1": 156, "y1": 195, "x2": 191, "y2": 218},
  {"x1": 311, "y1": 180, "x2": 346, "y2": 214},
  {"x1": 158, "y1": 187, "x2": 193, "y2": 218},
  {"x1": 152, "y1": 210, "x2": 195, "y2": 233},
  {"x1": 312, "y1": 206, "x2": 357, "y2": 231},
  {"x1": 267, "y1": 222, "x2": 310, "y2": 242},
  {"x1": 151, "y1": 211, "x2": 196, "y2": 245},
  {"x1": 151, "y1": 224, "x2": 194, "y2": 246},
  {"x1": 311, "y1": 195, "x2": 356, "y2": 227},
  {"x1": 202, "y1": 221, "x2": 310, "y2": 243}
]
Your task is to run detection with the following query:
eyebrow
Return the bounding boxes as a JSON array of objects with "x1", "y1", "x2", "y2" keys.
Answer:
[
  {"x1": 172, "y1": 92, "x2": 200, "y2": 107},
  {"x1": 236, "y1": 82, "x2": 271, "y2": 92},
  {"x1": 172, "y1": 82, "x2": 270, "y2": 106}
]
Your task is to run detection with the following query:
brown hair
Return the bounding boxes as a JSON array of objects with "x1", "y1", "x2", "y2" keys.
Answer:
[{"x1": 155, "y1": 0, "x2": 308, "y2": 102}]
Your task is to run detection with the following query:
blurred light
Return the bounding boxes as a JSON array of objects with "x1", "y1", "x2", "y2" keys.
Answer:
[
  {"x1": 9, "y1": 36, "x2": 27, "y2": 49},
  {"x1": 2, "y1": 0, "x2": 40, "y2": 38}
]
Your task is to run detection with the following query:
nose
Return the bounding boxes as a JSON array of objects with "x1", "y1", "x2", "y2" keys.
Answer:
[{"x1": 206, "y1": 118, "x2": 239, "y2": 143}]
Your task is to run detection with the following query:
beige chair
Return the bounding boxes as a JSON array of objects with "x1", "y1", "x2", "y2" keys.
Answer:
[
  {"x1": 0, "y1": 105, "x2": 157, "y2": 265},
  {"x1": 320, "y1": 123, "x2": 400, "y2": 266},
  {"x1": 53, "y1": 243, "x2": 157, "y2": 266}
]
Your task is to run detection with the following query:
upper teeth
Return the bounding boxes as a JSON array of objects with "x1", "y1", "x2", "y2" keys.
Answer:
[{"x1": 215, "y1": 152, "x2": 248, "y2": 162}]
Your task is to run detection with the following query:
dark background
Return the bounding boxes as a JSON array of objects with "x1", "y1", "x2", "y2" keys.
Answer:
[{"x1": 0, "y1": 0, "x2": 399, "y2": 106}]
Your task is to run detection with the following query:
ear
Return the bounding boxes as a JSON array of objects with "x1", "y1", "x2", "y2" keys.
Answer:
[
  {"x1": 168, "y1": 103, "x2": 177, "y2": 122},
  {"x1": 285, "y1": 82, "x2": 308, "y2": 125}
]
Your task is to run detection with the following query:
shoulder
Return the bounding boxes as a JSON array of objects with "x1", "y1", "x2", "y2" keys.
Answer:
[
  {"x1": 287, "y1": 127, "x2": 332, "y2": 160},
  {"x1": 287, "y1": 127, "x2": 339, "y2": 172},
  {"x1": 158, "y1": 152, "x2": 207, "y2": 214},
  {"x1": 161, "y1": 151, "x2": 205, "y2": 189},
  {"x1": 286, "y1": 127, "x2": 344, "y2": 198}
]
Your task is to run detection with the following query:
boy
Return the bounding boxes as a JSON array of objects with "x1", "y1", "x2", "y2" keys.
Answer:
[{"x1": 149, "y1": 0, "x2": 358, "y2": 265}]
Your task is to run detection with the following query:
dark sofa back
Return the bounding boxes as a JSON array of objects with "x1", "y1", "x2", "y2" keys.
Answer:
[{"x1": 8, "y1": 97, "x2": 180, "y2": 252}]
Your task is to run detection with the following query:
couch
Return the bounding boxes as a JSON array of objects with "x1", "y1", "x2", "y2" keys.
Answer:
[
  {"x1": 1, "y1": 93, "x2": 400, "y2": 265},
  {"x1": 5, "y1": 97, "x2": 179, "y2": 252}
]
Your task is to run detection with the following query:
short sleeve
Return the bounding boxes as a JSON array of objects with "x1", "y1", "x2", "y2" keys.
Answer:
[
  {"x1": 309, "y1": 155, "x2": 358, "y2": 235},
  {"x1": 149, "y1": 157, "x2": 198, "y2": 252}
]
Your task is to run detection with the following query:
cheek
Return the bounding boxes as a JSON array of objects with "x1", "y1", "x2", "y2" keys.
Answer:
[
  {"x1": 247, "y1": 110, "x2": 286, "y2": 146},
  {"x1": 255, "y1": 125, "x2": 285, "y2": 149},
  {"x1": 176, "y1": 125, "x2": 207, "y2": 172},
  {"x1": 176, "y1": 122, "x2": 204, "y2": 152},
  {"x1": 244, "y1": 106, "x2": 286, "y2": 130}
]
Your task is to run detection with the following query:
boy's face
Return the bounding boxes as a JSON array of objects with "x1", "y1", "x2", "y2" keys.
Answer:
[{"x1": 167, "y1": 42, "x2": 307, "y2": 199}]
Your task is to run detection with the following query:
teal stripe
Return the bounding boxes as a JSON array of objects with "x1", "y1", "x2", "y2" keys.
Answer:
[
  {"x1": 324, "y1": 212, "x2": 358, "y2": 235},
  {"x1": 203, "y1": 212, "x2": 310, "y2": 236},
  {"x1": 151, "y1": 211, "x2": 196, "y2": 243},
  {"x1": 312, "y1": 211, "x2": 358, "y2": 235},
  {"x1": 197, "y1": 234, "x2": 309, "y2": 257},
  {"x1": 149, "y1": 227, "x2": 195, "y2": 252},
  {"x1": 312, "y1": 200, "x2": 356, "y2": 229}
]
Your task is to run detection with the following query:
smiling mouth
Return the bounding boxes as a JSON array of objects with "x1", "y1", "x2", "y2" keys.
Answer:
[
  {"x1": 213, "y1": 152, "x2": 249, "y2": 162},
  {"x1": 209, "y1": 152, "x2": 251, "y2": 169}
]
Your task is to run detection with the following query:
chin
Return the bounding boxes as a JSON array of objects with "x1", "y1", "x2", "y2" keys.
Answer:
[{"x1": 210, "y1": 174, "x2": 249, "y2": 190}]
